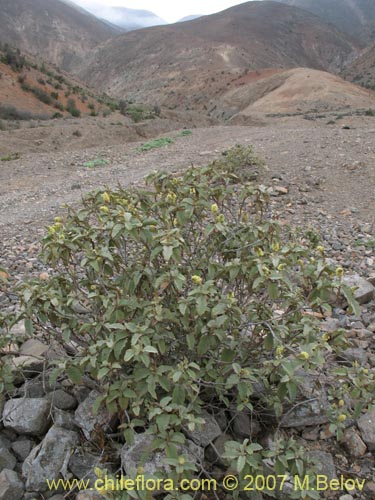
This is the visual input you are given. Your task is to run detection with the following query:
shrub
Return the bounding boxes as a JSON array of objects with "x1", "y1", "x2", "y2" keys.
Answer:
[
  {"x1": 14, "y1": 146, "x2": 375, "y2": 499},
  {"x1": 66, "y1": 98, "x2": 81, "y2": 117},
  {"x1": 51, "y1": 92, "x2": 59, "y2": 100}
]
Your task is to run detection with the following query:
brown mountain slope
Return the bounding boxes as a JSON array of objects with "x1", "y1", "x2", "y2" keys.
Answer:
[
  {"x1": 342, "y1": 42, "x2": 375, "y2": 90},
  {"x1": 76, "y1": 1, "x2": 359, "y2": 112},
  {"x1": 275, "y1": 0, "x2": 375, "y2": 43},
  {"x1": 219, "y1": 68, "x2": 375, "y2": 122},
  {"x1": 0, "y1": 46, "x2": 111, "y2": 121},
  {"x1": 0, "y1": 0, "x2": 120, "y2": 70}
]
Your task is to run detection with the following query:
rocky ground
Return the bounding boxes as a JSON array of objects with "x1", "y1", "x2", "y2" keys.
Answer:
[{"x1": 1, "y1": 114, "x2": 375, "y2": 499}]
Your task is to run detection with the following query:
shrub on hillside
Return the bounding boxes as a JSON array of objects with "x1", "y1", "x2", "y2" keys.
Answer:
[{"x1": 9, "y1": 146, "x2": 375, "y2": 498}]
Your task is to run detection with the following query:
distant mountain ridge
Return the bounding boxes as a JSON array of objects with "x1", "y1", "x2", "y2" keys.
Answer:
[
  {"x1": 69, "y1": 1, "x2": 167, "y2": 31},
  {"x1": 275, "y1": 0, "x2": 375, "y2": 43},
  {"x1": 76, "y1": 1, "x2": 360, "y2": 116},
  {"x1": 0, "y1": 0, "x2": 119, "y2": 70}
]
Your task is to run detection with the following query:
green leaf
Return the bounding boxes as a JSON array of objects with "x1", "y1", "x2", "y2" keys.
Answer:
[
  {"x1": 341, "y1": 285, "x2": 360, "y2": 317},
  {"x1": 163, "y1": 246, "x2": 173, "y2": 262},
  {"x1": 24, "y1": 318, "x2": 34, "y2": 335},
  {"x1": 237, "y1": 455, "x2": 246, "y2": 473},
  {"x1": 111, "y1": 224, "x2": 123, "y2": 238},
  {"x1": 196, "y1": 296, "x2": 207, "y2": 316},
  {"x1": 268, "y1": 282, "x2": 279, "y2": 300},
  {"x1": 67, "y1": 366, "x2": 83, "y2": 384},
  {"x1": 197, "y1": 335, "x2": 211, "y2": 355},
  {"x1": 143, "y1": 345, "x2": 158, "y2": 354}
]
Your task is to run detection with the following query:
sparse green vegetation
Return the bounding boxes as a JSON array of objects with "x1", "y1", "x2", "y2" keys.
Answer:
[
  {"x1": 66, "y1": 98, "x2": 81, "y2": 117},
  {"x1": 137, "y1": 137, "x2": 174, "y2": 152},
  {"x1": 177, "y1": 129, "x2": 193, "y2": 136},
  {"x1": 0, "y1": 152, "x2": 20, "y2": 161},
  {"x1": 83, "y1": 158, "x2": 108, "y2": 168}
]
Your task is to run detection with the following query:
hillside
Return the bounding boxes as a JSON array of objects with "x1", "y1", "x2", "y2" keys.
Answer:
[
  {"x1": 219, "y1": 67, "x2": 375, "y2": 122},
  {"x1": 275, "y1": 0, "x2": 375, "y2": 43},
  {"x1": 76, "y1": 1, "x2": 359, "y2": 113},
  {"x1": 342, "y1": 42, "x2": 375, "y2": 90},
  {"x1": 0, "y1": 44, "x2": 113, "y2": 122},
  {"x1": 0, "y1": 0, "x2": 120, "y2": 70}
]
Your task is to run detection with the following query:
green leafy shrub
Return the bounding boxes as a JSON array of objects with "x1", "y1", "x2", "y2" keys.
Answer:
[{"x1": 14, "y1": 146, "x2": 375, "y2": 499}]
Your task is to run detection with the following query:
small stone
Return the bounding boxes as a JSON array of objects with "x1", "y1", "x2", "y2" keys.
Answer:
[
  {"x1": 48, "y1": 389, "x2": 77, "y2": 411},
  {"x1": 23, "y1": 425, "x2": 79, "y2": 491},
  {"x1": 341, "y1": 427, "x2": 367, "y2": 458},
  {"x1": 343, "y1": 274, "x2": 374, "y2": 305},
  {"x1": 183, "y1": 411, "x2": 221, "y2": 446},
  {"x1": 121, "y1": 433, "x2": 168, "y2": 476},
  {"x1": 0, "y1": 469, "x2": 24, "y2": 500},
  {"x1": 280, "y1": 398, "x2": 329, "y2": 427},
  {"x1": 11, "y1": 440, "x2": 35, "y2": 462},
  {"x1": 68, "y1": 450, "x2": 102, "y2": 482},
  {"x1": 0, "y1": 448, "x2": 16, "y2": 472},
  {"x1": 74, "y1": 391, "x2": 112, "y2": 440},
  {"x1": 19, "y1": 339, "x2": 48, "y2": 357},
  {"x1": 302, "y1": 427, "x2": 319, "y2": 441},
  {"x1": 357, "y1": 407, "x2": 375, "y2": 450},
  {"x1": 340, "y1": 348, "x2": 368, "y2": 365},
  {"x1": 339, "y1": 496, "x2": 353, "y2": 500},
  {"x1": 75, "y1": 491, "x2": 102, "y2": 500},
  {"x1": 232, "y1": 412, "x2": 261, "y2": 439},
  {"x1": 53, "y1": 409, "x2": 78, "y2": 431},
  {"x1": 274, "y1": 186, "x2": 288, "y2": 195},
  {"x1": 307, "y1": 450, "x2": 337, "y2": 480},
  {"x1": 3, "y1": 399, "x2": 51, "y2": 435}
]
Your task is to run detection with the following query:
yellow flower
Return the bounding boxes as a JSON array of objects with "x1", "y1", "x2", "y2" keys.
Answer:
[
  {"x1": 192, "y1": 275, "x2": 203, "y2": 285},
  {"x1": 277, "y1": 263, "x2": 286, "y2": 271},
  {"x1": 272, "y1": 242, "x2": 280, "y2": 252},
  {"x1": 217, "y1": 214, "x2": 225, "y2": 223},
  {"x1": 322, "y1": 333, "x2": 330, "y2": 342},
  {"x1": 276, "y1": 346, "x2": 284, "y2": 357},
  {"x1": 316, "y1": 245, "x2": 325, "y2": 254},
  {"x1": 338, "y1": 399, "x2": 345, "y2": 407},
  {"x1": 255, "y1": 247, "x2": 264, "y2": 257},
  {"x1": 54, "y1": 216, "x2": 62, "y2": 223},
  {"x1": 166, "y1": 192, "x2": 177, "y2": 203},
  {"x1": 178, "y1": 457, "x2": 186, "y2": 465},
  {"x1": 102, "y1": 192, "x2": 110, "y2": 203},
  {"x1": 299, "y1": 351, "x2": 310, "y2": 360},
  {"x1": 336, "y1": 267, "x2": 344, "y2": 277},
  {"x1": 100, "y1": 205, "x2": 109, "y2": 213},
  {"x1": 190, "y1": 187, "x2": 196, "y2": 195},
  {"x1": 337, "y1": 414, "x2": 347, "y2": 423},
  {"x1": 211, "y1": 203, "x2": 219, "y2": 214}
]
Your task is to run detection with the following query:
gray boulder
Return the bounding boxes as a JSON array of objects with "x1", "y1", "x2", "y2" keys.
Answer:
[
  {"x1": 343, "y1": 275, "x2": 374, "y2": 305},
  {"x1": 22, "y1": 425, "x2": 78, "y2": 491},
  {"x1": 280, "y1": 398, "x2": 329, "y2": 428},
  {"x1": 183, "y1": 410, "x2": 221, "y2": 446},
  {"x1": 0, "y1": 448, "x2": 16, "y2": 472},
  {"x1": 0, "y1": 469, "x2": 24, "y2": 500},
  {"x1": 3, "y1": 398, "x2": 51, "y2": 435},
  {"x1": 357, "y1": 407, "x2": 375, "y2": 450},
  {"x1": 74, "y1": 391, "x2": 112, "y2": 439}
]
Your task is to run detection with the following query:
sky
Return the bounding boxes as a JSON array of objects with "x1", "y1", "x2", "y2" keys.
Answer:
[{"x1": 72, "y1": 0, "x2": 249, "y2": 23}]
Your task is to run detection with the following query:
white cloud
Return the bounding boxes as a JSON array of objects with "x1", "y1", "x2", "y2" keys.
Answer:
[{"x1": 71, "y1": 0, "x2": 250, "y2": 23}]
